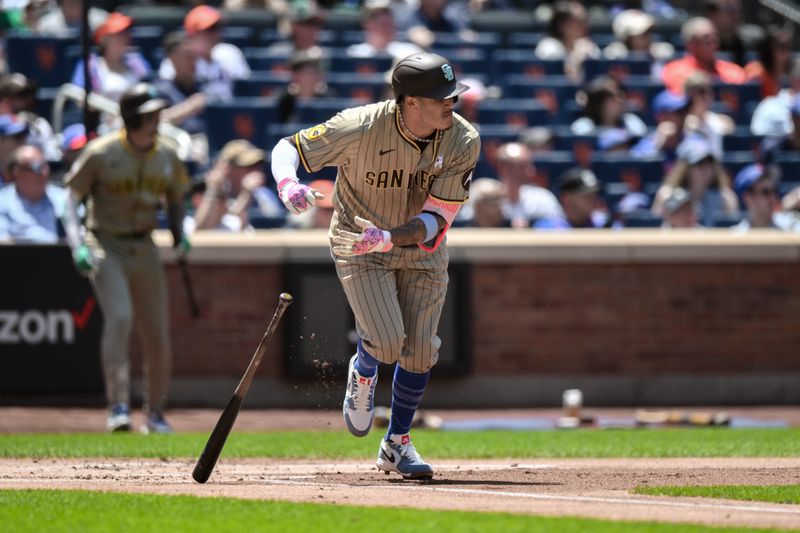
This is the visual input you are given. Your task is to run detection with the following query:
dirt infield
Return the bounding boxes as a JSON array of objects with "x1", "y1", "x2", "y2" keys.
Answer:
[{"x1": 2, "y1": 407, "x2": 800, "y2": 529}]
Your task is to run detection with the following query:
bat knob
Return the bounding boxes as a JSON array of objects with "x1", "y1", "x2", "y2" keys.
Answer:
[{"x1": 279, "y1": 293, "x2": 294, "y2": 303}]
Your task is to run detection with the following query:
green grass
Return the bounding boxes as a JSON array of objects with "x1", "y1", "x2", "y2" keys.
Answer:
[
  {"x1": 1, "y1": 428, "x2": 799, "y2": 459},
  {"x1": 635, "y1": 485, "x2": 800, "y2": 505},
  {"x1": 0, "y1": 489, "x2": 775, "y2": 533}
]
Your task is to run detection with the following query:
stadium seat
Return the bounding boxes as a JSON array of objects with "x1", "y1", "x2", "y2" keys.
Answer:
[
  {"x1": 530, "y1": 152, "x2": 577, "y2": 189},
  {"x1": 5, "y1": 34, "x2": 79, "y2": 88},
  {"x1": 328, "y1": 51, "x2": 393, "y2": 76},
  {"x1": 203, "y1": 98, "x2": 278, "y2": 153},
  {"x1": 35, "y1": 87, "x2": 60, "y2": 125},
  {"x1": 471, "y1": 10, "x2": 542, "y2": 34},
  {"x1": 591, "y1": 154, "x2": 665, "y2": 192},
  {"x1": 130, "y1": 26, "x2": 165, "y2": 67},
  {"x1": 222, "y1": 26, "x2": 257, "y2": 49},
  {"x1": 775, "y1": 154, "x2": 800, "y2": 182},
  {"x1": 621, "y1": 76, "x2": 666, "y2": 123},
  {"x1": 503, "y1": 75, "x2": 578, "y2": 122},
  {"x1": 472, "y1": 124, "x2": 525, "y2": 177},
  {"x1": 257, "y1": 28, "x2": 337, "y2": 47},
  {"x1": 117, "y1": 5, "x2": 188, "y2": 32},
  {"x1": 550, "y1": 127, "x2": 597, "y2": 167},
  {"x1": 721, "y1": 151, "x2": 757, "y2": 180},
  {"x1": 243, "y1": 47, "x2": 290, "y2": 72},
  {"x1": 622, "y1": 209, "x2": 662, "y2": 227},
  {"x1": 491, "y1": 50, "x2": 564, "y2": 80},
  {"x1": 338, "y1": 30, "x2": 366, "y2": 46},
  {"x1": 714, "y1": 81, "x2": 761, "y2": 120},
  {"x1": 429, "y1": 48, "x2": 490, "y2": 78},
  {"x1": 504, "y1": 32, "x2": 546, "y2": 49},
  {"x1": 429, "y1": 32, "x2": 501, "y2": 53},
  {"x1": 294, "y1": 98, "x2": 363, "y2": 124},
  {"x1": 583, "y1": 55, "x2": 653, "y2": 82},
  {"x1": 723, "y1": 128, "x2": 760, "y2": 152},
  {"x1": 476, "y1": 99, "x2": 550, "y2": 127},
  {"x1": 327, "y1": 73, "x2": 386, "y2": 102},
  {"x1": 779, "y1": 181, "x2": 800, "y2": 196},
  {"x1": 234, "y1": 73, "x2": 291, "y2": 98},
  {"x1": 712, "y1": 212, "x2": 744, "y2": 227}
]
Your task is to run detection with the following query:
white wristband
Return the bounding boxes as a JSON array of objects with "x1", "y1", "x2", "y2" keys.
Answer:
[{"x1": 414, "y1": 212, "x2": 439, "y2": 243}]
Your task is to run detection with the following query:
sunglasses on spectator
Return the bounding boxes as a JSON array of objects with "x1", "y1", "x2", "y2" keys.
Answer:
[
  {"x1": 692, "y1": 86, "x2": 713, "y2": 96},
  {"x1": 694, "y1": 34, "x2": 718, "y2": 44},
  {"x1": 751, "y1": 187, "x2": 776, "y2": 197},
  {"x1": 17, "y1": 161, "x2": 46, "y2": 174}
]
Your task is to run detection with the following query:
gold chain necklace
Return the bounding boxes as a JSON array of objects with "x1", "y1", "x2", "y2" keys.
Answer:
[{"x1": 398, "y1": 108, "x2": 436, "y2": 143}]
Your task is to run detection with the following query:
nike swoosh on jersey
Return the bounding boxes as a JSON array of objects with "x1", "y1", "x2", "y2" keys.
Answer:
[{"x1": 379, "y1": 148, "x2": 395, "y2": 156}]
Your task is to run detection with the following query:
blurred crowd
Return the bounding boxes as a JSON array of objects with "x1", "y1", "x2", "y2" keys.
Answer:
[{"x1": 2, "y1": 0, "x2": 800, "y2": 242}]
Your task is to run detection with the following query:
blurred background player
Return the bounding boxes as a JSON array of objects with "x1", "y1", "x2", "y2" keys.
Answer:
[{"x1": 61, "y1": 83, "x2": 190, "y2": 434}]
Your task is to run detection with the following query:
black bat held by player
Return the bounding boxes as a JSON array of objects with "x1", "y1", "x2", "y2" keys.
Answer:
[
  {"x1": 177, "y1": 257, "x2": 199, "y2": 318},
  {"x1": 192, "y1": 292, "x2": 293, "y2": 483}
]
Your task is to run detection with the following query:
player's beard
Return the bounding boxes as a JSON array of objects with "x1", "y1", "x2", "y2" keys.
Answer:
[{"x1": 439, "y1": 110, "x2": 454, "y2": 130}]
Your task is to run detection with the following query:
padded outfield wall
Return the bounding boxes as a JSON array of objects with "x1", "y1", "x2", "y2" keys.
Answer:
[{"x1": 2, "y1": 229, "x2": 799, "y2": 408}]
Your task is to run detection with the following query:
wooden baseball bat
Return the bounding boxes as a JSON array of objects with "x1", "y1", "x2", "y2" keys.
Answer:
[
  {"x1": 192, "y1": 292, "x2": 293, "y2": 483},
  {"x1": 177, "y1": 257, "x2": 199, "y2": 318}
]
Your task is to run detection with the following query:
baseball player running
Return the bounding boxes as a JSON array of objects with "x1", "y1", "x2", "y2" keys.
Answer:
[
  {"x1": 271, "y1": 53, "x2": 480, "y2": 479},
  {"x1": 62, "y1": 83, "x2": 191, "y2": 434}
]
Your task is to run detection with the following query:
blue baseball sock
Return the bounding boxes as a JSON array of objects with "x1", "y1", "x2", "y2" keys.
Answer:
[
  {"x1": 354, "y1": 339, "x2": 379, "y2": 377},
  {"x1": 388, "y1": 364, "x2": 430, "y2": 437}
]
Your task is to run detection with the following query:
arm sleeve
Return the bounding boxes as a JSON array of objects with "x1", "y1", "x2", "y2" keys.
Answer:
[
  {"x1": 62, "y1": 189, "x2": 84, "y2": 251},
  {"x1": 270, "y1": 138, "x2": 301, "y2": 184}
]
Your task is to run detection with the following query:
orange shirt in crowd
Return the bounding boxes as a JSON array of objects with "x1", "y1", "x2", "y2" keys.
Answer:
[
  {"x1": 661, "y1": 55, "x2": 747, "y2": 94},
  {"x1": 744, "y1": 61, "x2": 781, "y2": 99}
]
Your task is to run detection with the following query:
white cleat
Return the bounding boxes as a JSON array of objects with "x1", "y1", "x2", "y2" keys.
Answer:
[
  {"x1": 342, "y1": 354, "x2": 377, "y2": 437},
  {"x1": 106, "y1": 403, "x2": 132, "y2": 433},
  {"x1": 376, "y1": 433, "x2": 434, "y2": 480}
]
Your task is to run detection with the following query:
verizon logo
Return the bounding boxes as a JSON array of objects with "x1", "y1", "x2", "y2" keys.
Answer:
[{"x1": 0, "y1": 297, "x2": 95, "y2": 345}]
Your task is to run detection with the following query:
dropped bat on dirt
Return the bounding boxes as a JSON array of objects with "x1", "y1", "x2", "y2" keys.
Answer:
[{"x1": 192, "y1": 292, "x2": 293, "y2": 483}]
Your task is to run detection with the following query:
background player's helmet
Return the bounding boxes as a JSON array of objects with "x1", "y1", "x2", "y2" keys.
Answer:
[
  {"x1": 391, "y1": 53, "x2": 469, "y2": 101},
  {"x1": 119, "y1": 83, "x2": 168, "y2": 130}
]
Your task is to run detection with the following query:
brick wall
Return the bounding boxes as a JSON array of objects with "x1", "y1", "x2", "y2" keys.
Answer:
[
  {"x1": 137, "y1": 261, "x2": 800, "y2": 382},
  {"x1": 470, "y1": 263, "x2": 800, "y2": 375}
]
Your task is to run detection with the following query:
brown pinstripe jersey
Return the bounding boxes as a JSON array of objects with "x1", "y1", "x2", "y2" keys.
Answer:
[
  {"x1": 65, "y1": 131, "x2": 189, "y2": 236},
  {"x1": 293, "y1": 99, "x2": 480, "y2": 243}
]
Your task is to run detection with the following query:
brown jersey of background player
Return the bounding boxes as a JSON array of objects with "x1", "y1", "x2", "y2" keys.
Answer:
[
  {"x1": 271, "y1": 53, "x2": 480, "y2": 480},
  {"x1": 62, "y1": 83, "x2": 190, "y2": 435}
]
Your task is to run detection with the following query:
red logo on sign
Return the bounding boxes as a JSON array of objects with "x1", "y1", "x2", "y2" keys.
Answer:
[{"x1": 72, "y1": 297, "x2": 96, "y2": 330}]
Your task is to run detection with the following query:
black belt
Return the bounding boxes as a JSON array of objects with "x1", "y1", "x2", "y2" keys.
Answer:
[{"x1": 92, "y1": 229, "x2": 151, "y2": 239}]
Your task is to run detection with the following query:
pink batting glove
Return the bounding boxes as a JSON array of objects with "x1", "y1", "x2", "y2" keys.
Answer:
[
  {"x1": 278, "y1": 178, "x2": 325, "y2": 214},
  {"x1": 332, "y1": 216, "x2": 393, "y2": 257}
]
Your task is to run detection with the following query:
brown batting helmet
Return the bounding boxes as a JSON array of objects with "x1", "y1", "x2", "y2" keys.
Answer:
[
  {"x1": 391, "y1": 53, "x2": 469, "y2": 100},
  {"x1": 119, "y1": 83, "x2": 168, "y2": 130}
]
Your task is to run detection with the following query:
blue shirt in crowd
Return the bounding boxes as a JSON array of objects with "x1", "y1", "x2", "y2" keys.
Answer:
[{"x1": 0, "y1": 183, "x2": 67, "y2": 243}]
